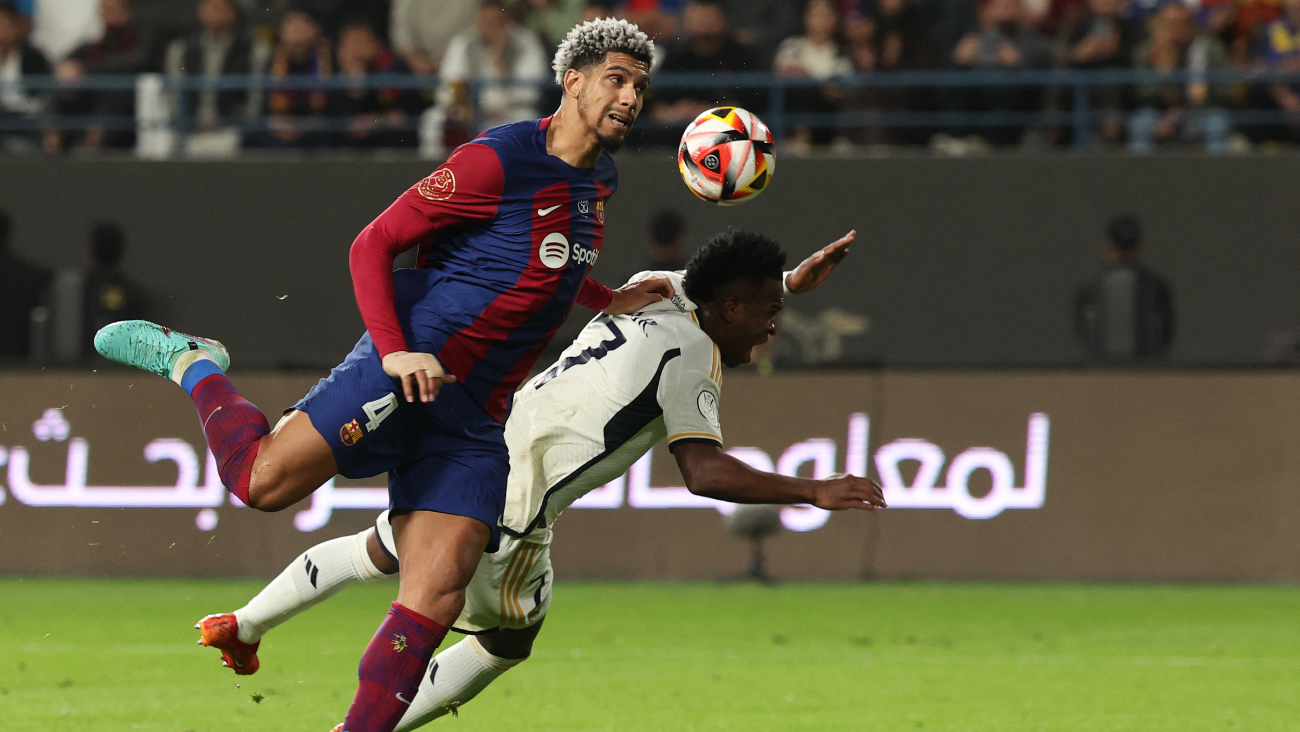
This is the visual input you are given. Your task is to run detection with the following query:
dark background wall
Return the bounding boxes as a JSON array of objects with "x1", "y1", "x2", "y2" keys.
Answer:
[{"x1": 2, "y1": 156, "x2": 1299, "y2": 368}]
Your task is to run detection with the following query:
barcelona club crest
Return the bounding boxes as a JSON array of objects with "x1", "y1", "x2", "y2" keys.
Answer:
[
  {"x1": 595, "y1": 199, "x2": 605, "y2": 224},
  {"x1": 339, "y1": 419, "x2": 363, "y2": 446}
]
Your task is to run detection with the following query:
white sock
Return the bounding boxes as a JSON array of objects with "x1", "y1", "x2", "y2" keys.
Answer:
[
  {"x1": 395, "y1": 636, "x2": 523, "y2": 731},
  {"x1": 170, "y1": 349, "x2": 218, "y2": 386},
  {"x1": 232, "y1": 529, "x2": 388, "y2": 644}
]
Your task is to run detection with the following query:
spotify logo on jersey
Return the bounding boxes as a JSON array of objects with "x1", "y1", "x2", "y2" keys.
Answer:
[
  {"x1": 540, "y1": 233, "x2": 570, "y2": 269},
  {"x1": 540, "y1": 233, "x2": 599, "y2": 269}
]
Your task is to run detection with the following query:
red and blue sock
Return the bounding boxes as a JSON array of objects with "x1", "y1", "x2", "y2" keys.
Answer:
[
  {"x1": 342, "y1": 602, "x2": 448, "y2": 732},
  {"x1": 181, "y1": 359, "x2": 269, "y2": 505}
]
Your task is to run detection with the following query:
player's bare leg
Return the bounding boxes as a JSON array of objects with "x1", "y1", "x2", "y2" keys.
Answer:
[
  {"x1": 243, "y1": 410, "x2": 339, "y2": 511},
  {"x1": 94, "y1": 320, "x2": 338, "y2": 510},
  {"x1": 394, "y1": 623, "x2": 543, "y2": 731},
  {"x1": 340, "y1": 511, "x2": 488, "y2": 732},
  {"x1": 391, "y1": 511, "x2": 488, "y2": 623}
]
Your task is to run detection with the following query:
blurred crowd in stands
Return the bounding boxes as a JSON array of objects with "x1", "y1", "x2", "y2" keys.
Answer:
[{"x1": 1, "y1": 0, "x2": 1299, "y2": 154}]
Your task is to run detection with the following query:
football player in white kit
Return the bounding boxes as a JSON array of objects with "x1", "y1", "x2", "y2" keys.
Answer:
[{"x1": 197, "y1": 229, "x2": 884, "y2": 730}]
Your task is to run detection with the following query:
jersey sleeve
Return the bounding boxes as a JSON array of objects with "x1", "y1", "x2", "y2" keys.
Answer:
[
  {"x1": 576, "y1": 277, "x2": 613, "y2": 311},
  {"x1": 659, "y1": 337, "x2": 724, "y2": 451},
  {"x1": 349, "y1": 142, "x2": 505, "y2": 357}
]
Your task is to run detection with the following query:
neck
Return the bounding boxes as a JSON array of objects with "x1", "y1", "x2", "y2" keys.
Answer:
[
  {"x1": 546, "y1": 104, "x2": 604, "y2": 168},
  {"x1": 695, "y1": 303, "x2": 727, "y2": 346}
]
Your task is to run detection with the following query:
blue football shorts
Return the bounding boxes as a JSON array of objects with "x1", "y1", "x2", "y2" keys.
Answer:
[{"x1": 292, "y1": 332, "x2": 508, "y2": 552}]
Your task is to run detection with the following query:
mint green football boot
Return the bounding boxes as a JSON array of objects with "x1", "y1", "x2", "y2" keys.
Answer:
[{"x1": 93, "y1": 320, "x2": 230, "y2": 381}]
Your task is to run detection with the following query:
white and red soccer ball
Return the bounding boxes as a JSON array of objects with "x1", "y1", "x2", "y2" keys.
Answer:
[{"x1": 677, "y1": 107, "x2": 776, "y2": 206}]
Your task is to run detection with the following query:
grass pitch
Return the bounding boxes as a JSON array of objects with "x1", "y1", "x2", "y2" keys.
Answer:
[{"x1": 2, "y1": 579, "x2": 1299, "y2": 731}]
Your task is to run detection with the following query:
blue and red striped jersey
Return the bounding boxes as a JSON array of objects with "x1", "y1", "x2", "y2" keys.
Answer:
[{"x1": 350, "y1": 117, "x2": 618, "y2": 422}]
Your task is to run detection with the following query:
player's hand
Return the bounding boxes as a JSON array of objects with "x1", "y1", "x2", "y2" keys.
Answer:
[
  {"x1": 381, "y1": 351, "x2": 457, "y2": 404},
  {"x1": 602, "y1": 277, "x2": 675, "y2": 315},
  {"x1": 785, "y1": 230, "x2": 855, "y2": 295},
  {"x1": 810, "y1": 472, "x2": 886, "y2": 511}
]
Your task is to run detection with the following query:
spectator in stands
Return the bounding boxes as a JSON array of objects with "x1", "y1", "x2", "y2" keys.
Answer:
[
  {"x1": 0, "y1": 0, "x2": 52, "y2": 153},
  {"x1": 1062, "y1": 0, "x2": 1141, "y2": 145},
  {"x1": 1128, "y1": 1, "x2": 1232, "y2": 153},
  {"x1": 1262, "y1": 0, "x2": 1300, "y2": 140},
  {"x1": 421, "y1": 0, "x2": 547, "y2": 155},
  {"x1": 848, "y1": 0, "x2": 938, "y2": 146},
  {"x1": 650, "y1": 0, "x2": 763, "y2": 133},
  {"x1": 1040, "y1": 0, "x2": 1090, "y2": 37},
  {"x1": 390, "y1": 0, "x2": 479, "y2": 75},
  {"x1": 646, "y1": 208, "x2": 687, "y2": 271},
  {"x1": 839, "y1": 11, "x2": 889, "y2": 146},
  {"x1": 82, "y1": 221, "x2": 147, "y2": 360},
  {"x1": 30, "y1": 0, "x2": 101, "y2": 64},
  {"x1": 52, "y1": 0, "x2": 154, "y2": 151},
  {"x1": 524, "y1": 0, "x2": 586, "y2": 50},
  {"x1": 164, "y1": 0, "x2": 271, "y2": 150},
  {"x1": 578, "y1": 0, "x2": 613, "y2": 21},
  {"x1": 950, "y1": 0, "x2": 1053, "y2": 147},
  {"x1": 262, "y1": 9, "x2": 333, "y2": 147},
  {"x1": 774, "y1": 0, "x2": 853, "y2": 151},
  {"x1": 871, "y1": 0, "x2": 939, "y2": 74},
  {"x1": 1075, "y1": 214, "x2": 1174, "y2": 363},
  {"x1": 0, "y1": 208, "x2": 52, "y2": 360},
  {"x1": 331, "y1": 15, "x2": 419, "y2": 148},
  {"x1": 1200, "y1": 0, "x2": 1279, "y2": 67},
  {"x1": 622, "y1": 0, "x2": 681, "y2": 43},
  {"x1": 289, "y1": 0, "x2": 386, "y2": 37},
  {"x1": 728, "y1": 0, "x2": 802, "y2": 68}
]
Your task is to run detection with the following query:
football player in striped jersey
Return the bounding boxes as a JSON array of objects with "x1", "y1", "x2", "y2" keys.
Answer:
[{"x1": 201, "y1": 228, "x2": 883, "y2": 730}]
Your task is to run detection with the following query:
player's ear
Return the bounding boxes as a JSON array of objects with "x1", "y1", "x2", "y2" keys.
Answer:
[
  {"x1": 562, "y1": 67, "x2": 586, "y2": 99},
  {"x1": 720, "y1": 296, "x2": 741, "y2": 324}
]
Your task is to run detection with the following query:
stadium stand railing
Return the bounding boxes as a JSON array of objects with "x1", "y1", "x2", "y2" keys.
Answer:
[{"x1": 3, "y1": 69, "x2": 1300, "y2": 155}]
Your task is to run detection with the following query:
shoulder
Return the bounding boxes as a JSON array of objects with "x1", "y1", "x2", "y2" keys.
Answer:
[
  {"x1": 637, "y1": 313, "x2": 714, "y2": 366},
  {"x1": 443, "y1": 140, "x2": 505, "y2": 170},
  {"x1": 474, "y1": 119, "x2": 543, "y2": 154},
  {"x1": 410, "y1": 142, "x2": 505, "y2": 201}
]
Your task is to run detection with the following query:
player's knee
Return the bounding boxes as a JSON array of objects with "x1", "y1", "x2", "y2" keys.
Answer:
[{"x1": 245, "y1": 470, "x2": 298, "y2": 512}]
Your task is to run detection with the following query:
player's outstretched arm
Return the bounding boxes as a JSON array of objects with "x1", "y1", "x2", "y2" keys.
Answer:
[
  {"x1": 601, "y1": 276, "x2": 676, "y2": 315},
  {"x1": 784, "y1": 229, "x2": 855, "y2": 295},
  {"x1": 673, "y1": 442, "x2": 886, "y2": 510}
]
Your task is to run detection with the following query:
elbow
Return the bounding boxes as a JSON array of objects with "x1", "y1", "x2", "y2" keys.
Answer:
[{"x1": 684, "y1": 472, "x2": 725, "y2": 500}]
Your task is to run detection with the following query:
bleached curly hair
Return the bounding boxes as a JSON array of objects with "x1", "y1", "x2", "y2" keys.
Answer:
[{"x1": 552, "y1": 18, "x2": 655, "y2": 86}]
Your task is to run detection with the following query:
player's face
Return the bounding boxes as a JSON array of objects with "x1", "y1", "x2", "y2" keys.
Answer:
[
  {"x1": 578, "y1": 52, "x2": 650, "y2": 152},
  {"x1": 716, "y1": 279, "x2": 784, "y2": 368}
]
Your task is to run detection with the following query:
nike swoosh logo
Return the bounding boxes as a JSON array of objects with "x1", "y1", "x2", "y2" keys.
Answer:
[
  {"x1": 537, "y1": 205, "x2": 562, "y2": 216},
  {"x1": 396, "y1": 692, "x2": 413, "y2": 705}
]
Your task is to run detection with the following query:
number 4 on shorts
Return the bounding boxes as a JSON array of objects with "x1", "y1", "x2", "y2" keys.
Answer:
[{"x1": 363, "y1": 393, "x2": 398, "y2": 432}]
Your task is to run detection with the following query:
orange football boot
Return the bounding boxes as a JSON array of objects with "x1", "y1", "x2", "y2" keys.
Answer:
[
  {"x1": 329, "y1": 725, "x2": 344, "y2": 732},
  {"x1": 195, "y1": 613, "x2": 260, "y2": 675}
]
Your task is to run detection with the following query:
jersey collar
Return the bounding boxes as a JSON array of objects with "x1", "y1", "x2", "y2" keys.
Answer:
[{"x1": 622, "y1": 270, "x2": 696, "y2": 315}]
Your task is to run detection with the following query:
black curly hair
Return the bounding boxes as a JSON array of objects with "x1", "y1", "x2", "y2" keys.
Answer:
[{"x1": 683, "y1": 229, "x2": 786, "y2": 305}]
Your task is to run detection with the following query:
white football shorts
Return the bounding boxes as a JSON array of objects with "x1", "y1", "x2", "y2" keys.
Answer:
[{"x1": 374, "y1": 510, "x2": 553, "y2": 634}]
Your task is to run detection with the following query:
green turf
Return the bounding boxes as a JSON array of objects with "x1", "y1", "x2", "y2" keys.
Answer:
[{"x1": 2, "y1": 579, "x2": 1299, "y2": 731}]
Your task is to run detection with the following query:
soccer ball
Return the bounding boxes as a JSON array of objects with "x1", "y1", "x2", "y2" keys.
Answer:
[{"x1": 677, "y1": 107, "x2": 776, "y2": 206}]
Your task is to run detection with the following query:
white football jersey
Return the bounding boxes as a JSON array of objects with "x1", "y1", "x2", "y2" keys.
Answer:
[{"x1": 501, "y1": 270, "x2": 724, "y2": 536}]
